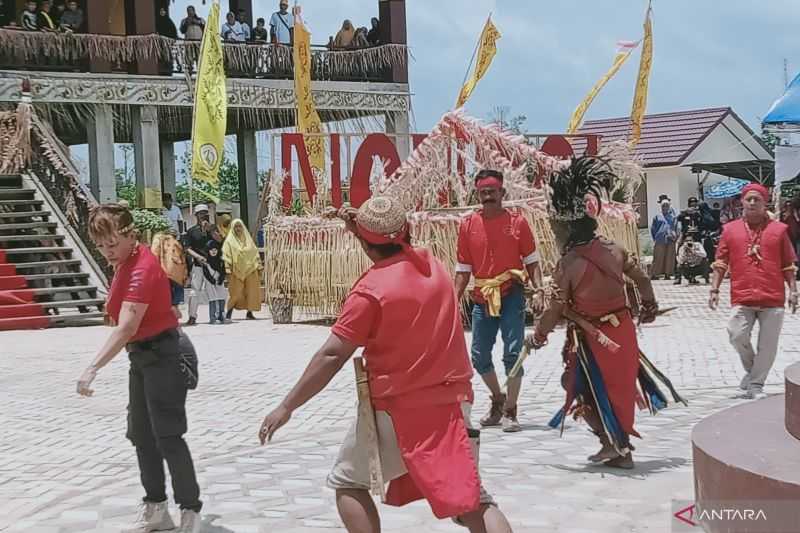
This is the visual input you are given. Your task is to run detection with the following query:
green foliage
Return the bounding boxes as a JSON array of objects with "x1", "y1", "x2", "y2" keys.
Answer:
[
  {"x1": 760, "y1": 131, "x2": 779, "y2": 152},
  {"x1": 131, "y1": 209, "x2": 171, "y2": 234},
  {"x1": 488, "y1": 105, "x2": 527, "y2": 135},
  {"x1": 289, "y1": 198, "x2": 305, "y2": 216},
  {"x1": 115, "y1": 168, "x2": 139, "y2": 208},
  {"x1": 177, "y1": 151, "x2": 240, "y2": 205}
]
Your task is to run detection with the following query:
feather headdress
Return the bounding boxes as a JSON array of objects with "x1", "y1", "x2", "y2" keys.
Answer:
[{"x1": 549, "y1": 156, "x2": 615, "y2": 221}]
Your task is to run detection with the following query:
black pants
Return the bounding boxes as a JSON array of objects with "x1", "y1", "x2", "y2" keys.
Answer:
[{"x1": 127, "y1": 330, "x2": 202, "y2": 512}]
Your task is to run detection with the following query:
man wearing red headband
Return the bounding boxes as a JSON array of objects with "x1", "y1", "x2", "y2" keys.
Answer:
[
  {"x1": 259, "y1": 196, "x2": 513, "y2": 532},
  {"x1": 455, "y1": 169, "x2": 544, "y2": 433},
  {"x1": 710, "y1": 183, "x2": 798, "y2": 400}
]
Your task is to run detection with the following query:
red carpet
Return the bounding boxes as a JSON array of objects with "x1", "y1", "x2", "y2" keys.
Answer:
[
  {"x1": 0, "y1": 275, "x2": 27, "y2": 290},
  {"x1": 0, "y1": 247, "x2": 48, "y2": 330}
]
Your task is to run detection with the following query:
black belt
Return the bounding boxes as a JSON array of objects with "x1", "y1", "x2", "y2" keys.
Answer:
[{"x1": 126, "y1": 328, "x2": 178, "y2": 353}]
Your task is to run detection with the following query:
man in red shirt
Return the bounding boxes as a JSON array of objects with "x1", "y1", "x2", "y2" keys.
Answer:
[
  {"x1": 259, "y1": 196, "x2": 512, "y2": 532},
  {"x1": 455, "y1": 170, "x2": 543, "y2": 432},
  {"x1": 76, "y1": 204, "x2": 202, "y2": 533},
  {"x1": 710, "y1": 183, "x2": 798, "y2": 400}
]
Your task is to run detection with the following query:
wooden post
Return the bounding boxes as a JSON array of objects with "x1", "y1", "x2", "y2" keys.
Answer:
[
  {"x1": 85, "y1": 0, "x2": 112, "y2": 72},
  {"x1": 378, "y1": 0, "x2": 407, "y2": 83},
  {"x1": 353, "y1": 357, "x2": 386, "y2": 501}
]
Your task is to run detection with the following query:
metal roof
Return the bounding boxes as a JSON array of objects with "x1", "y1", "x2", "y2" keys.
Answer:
[{"x1": 572, "y1": 107, "x2": 765, "y2": 167}]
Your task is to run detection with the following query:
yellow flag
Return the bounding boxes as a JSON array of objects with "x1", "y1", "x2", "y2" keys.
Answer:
[
  {"x1": 630, "y1": 4, "x2": 653, "y2": 147},
  {"x1": 293, "y1": 8, "x2": 326, "y2": 184},
  {"x1": 566, "y1": 41, "x2": 640, "y2": 134},
  {"x1": 191, "y1": 1, "x2": 227, "y2": 185},
  {"x1": 456, "y1": 17, "x2": 501, "y2": 109}
]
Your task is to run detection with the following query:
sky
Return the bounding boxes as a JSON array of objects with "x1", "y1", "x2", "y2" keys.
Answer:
[{"x1": 168, "y1": 0, "x2": 800, "y2": 134}]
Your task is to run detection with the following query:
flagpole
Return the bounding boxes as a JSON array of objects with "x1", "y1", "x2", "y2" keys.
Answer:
[{"x1": 456, "y1": 12, "x2": 491, "y2": 108}]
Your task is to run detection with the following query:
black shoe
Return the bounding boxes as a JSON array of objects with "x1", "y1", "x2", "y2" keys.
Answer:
[
  {"x1": 688, "y1": 278, "x2": 699, "y2": 285},
  {"x1": 185, "y1": 317, "x2": 197, "y2": 326},
  {"x1": 226, "y1": 309, "x2": 233, "y2": 320},
  {"x1": 673, "y1": 279, "x2": 682, "y2": 285},
  {"x1": 246, "y1": 312, "x2": 256, "y2": 320}
]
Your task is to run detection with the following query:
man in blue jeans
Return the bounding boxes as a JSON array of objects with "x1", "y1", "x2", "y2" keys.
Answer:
[{"x1": 455, "y1": 170, "x2": 544, "y2": 432}]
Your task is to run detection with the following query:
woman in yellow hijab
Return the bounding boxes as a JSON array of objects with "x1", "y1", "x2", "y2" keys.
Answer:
[{"x1": 223, "y1": 219, "x2": 262, "y2": 320}]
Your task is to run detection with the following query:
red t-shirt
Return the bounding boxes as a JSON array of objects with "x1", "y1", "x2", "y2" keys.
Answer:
[
  {"x1": 332, "y1": 248, "x2": 473, "y2": 411},
  {"x1": 107, "y1": 244, "x2": 179, "y2": 342},
  {"x1": 456, "y1": 209, "x2": 537, "y2": 302},
  {"x1": 715, "y1": 219, "x2": 797, "y2": 308}
]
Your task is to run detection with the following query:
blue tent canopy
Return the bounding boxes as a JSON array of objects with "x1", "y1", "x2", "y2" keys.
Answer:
[
  {"x1": 704, "y1": 178, "x2": 750, "y2": 199},
  {"x1": 764, "y1": 72, "x2": 800, "y2": 126}
]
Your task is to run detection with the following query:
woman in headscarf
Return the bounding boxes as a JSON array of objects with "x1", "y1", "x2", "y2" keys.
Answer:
[
  {"x1": 222, "y1": 219, "x2": 261, "y2": 320},
  {"x1": 332, "y1": 19, "x2": 355, "y2": 48},
  {"x1": 156, "y1": 6, "x2": 178, "y2": 39}
]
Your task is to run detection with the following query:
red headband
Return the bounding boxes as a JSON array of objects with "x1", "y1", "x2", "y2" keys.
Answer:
[
  {"x1": 355, "y1": 222, "x2": 408, "y2": 246},
  {"x1": 741, "y1": 183, "x2": 769, "y2": 202},
  {"x1": 475, "y1": 176, "x2": 503, "y2": 190},
  {"x1": 355, "y1": 222, "x2": 431, "y2": 276}
]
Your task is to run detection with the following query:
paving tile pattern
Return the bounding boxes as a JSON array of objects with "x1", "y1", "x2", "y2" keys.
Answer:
[{"x1": 1, "y1": 281, "x2": 797, "y2": 532}]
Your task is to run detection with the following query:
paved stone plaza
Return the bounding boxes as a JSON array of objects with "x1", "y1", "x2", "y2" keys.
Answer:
[{"x1": 2, "y1": 282, "x2": 798, "y2": 533}]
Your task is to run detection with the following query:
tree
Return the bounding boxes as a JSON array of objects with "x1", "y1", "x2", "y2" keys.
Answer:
[
  {"x1": 488, "y1": 105, "x2": 527, "y2": 135},
  {"x1": 176, "y1": 150, "x2": 269, "y2": 206}
]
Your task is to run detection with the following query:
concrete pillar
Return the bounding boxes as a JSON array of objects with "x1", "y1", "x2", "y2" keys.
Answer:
[
  {"x1": 236, "y1": 130, "x2": 260, "y2": 234},
  {"x1": 132, "y1": 106, "x2": 162, "y2": 209},
  {"x1": 87, "y1": 105, "x2": 117, "y2": 203},
  {"x1": 386, "y1": 110, "x2": 411, "y2": 161},
  {"x1": 160, "y1": 139, "x2": 176, "y2": 197}
]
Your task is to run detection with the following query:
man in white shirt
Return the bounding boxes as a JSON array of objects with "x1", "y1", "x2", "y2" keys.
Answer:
[
  {"x1": 269, "y1": 0, "x2": 293, "y2": 45},
  {"x1": 162, "y1": 193, "x2": 184, "y2": 235},
  {"x1": 221, "y1": 11, "x2": 245, "y2": 42}
]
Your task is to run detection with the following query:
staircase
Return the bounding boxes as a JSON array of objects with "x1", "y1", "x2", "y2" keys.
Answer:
[{"x1": 0, "y1": 174, "x2": 106, "y2": 331}]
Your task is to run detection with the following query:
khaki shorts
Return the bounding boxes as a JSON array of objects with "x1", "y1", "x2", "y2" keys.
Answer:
[{"x1": 326, "y1": 402, "x2": 494, "y2": 506}]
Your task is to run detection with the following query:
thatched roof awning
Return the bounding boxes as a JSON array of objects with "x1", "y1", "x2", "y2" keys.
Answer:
[{"x1": 0, "y1": 29, "x2": 408, "y2": 81}]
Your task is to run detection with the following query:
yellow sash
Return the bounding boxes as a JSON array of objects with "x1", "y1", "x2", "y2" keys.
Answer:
[{"x1": 474, "y1": 269, "x2": 527, "y2": 317}]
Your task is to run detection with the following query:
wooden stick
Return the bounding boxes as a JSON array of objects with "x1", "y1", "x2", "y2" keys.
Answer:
[{"x1": 353, "y1": 357, "x2": 386, "y2": 501}]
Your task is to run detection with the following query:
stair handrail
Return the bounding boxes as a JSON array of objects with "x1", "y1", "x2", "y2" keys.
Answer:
[{"x1": 27, "y1": 112, "x2": 110, "y2": 288}]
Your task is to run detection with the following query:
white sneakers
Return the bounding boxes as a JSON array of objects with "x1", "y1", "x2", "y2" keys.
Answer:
[
  {"x1": 122, "y1": 502, "x2": 174, "y2": 533},
  {"x1": 122, "y1": 503, "x2": 201, "y2": 533},
  {"x1": 175, "y1": 510, "x2": 202, "y2": 533}
]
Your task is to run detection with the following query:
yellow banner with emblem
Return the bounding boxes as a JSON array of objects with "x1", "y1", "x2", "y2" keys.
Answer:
[
  {"x1": 293, "y1": 6, "x2": 326, "y2": 184},
  {"x1": 566, "y1": 41, "x2": 640, "y2": 135},
  {"x1": 456, "y1": 16, "x2": 501, "y2": 109},
  {"x1": 191, "y1": 0, "x2": 227, "y2": 185},
  {"x1": 629, "y1": 3, "x2": 653, "y2": 147}
]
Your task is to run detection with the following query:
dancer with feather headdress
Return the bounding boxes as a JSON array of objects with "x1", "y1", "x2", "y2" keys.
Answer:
[{"x1": 527, "y1": 156, "x2": 686, "y2": 469}]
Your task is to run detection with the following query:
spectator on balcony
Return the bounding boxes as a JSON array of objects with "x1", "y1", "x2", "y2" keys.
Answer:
[
  {"x1": 52, "y1": 0, "x2": 63, "y2": 26},
  {"x1": 332, "y1": 19, "x2": 355, "y2": 48},
  {"x1": 221, "y1": 11, "x2": 245, "y2": 42},
  {"x1": 269, "y1": 0, "x2": 293, "y2": 45},
  {"x1": 36, "y1": 1, "x2": 57, "y2": 32},
  {"x1": 351, "y1": 26, "x2": 369, "y2": 49},
  {"x1": 59, "y1": 0, "x2": 83, "y2": 33},
  {"x1": 252, "y1": 17, "x2": 268, "y2": 42},
  {"x1": 180, "y1": 5, "x2": 205, "y2": 41},
  {"x1": 156, "y1": 6, "x2": 177, "y2": 39},
  {"x1": 237, "y1": 9, "x2": 251, "y2": 41},
  {"x1": 19, "y1": 1, "x2": 38, "y2": 31},
  {"x1": 367, "y1": 17, "x2": 381, "y2": 46}
]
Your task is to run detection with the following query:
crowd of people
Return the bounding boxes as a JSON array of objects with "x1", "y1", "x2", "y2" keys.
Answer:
[
  {"x1": 1, "y1": 0, "x2": 83, "y2": 33},
  {"x1": 157, "y1": 193, "x2": 262, "y2": 327},
  {"x1": 650, "y1": 194, "x2": 721, "y2": 284},
  {"x1": 0, "y1": 1, "x2": 385, "y2": 51}
]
